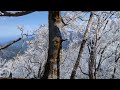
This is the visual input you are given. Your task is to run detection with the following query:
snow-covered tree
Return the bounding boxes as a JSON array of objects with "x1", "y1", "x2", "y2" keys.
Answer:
[{"x1": 1, "y1": 11, "x2": 120, "y2": 79}]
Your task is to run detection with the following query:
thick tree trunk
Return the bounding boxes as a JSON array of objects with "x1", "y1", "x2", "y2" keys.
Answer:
[{"x1": 41, "y1": 11, "x2": 62, "y2": 79}]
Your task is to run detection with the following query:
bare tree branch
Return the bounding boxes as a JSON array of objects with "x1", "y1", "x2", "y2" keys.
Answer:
[
  {"x1": 112, "y1": 44, "x2": 120, "y2": 79},
  {"x1": 0, "y1": 38, "x2": 22, "y2": 50},
  {"x1": 79, "y1": 65, "x2": 89, "y2": 76},
  {"x1": 0, "y1": 11, "x2": 34, "y2": 17},
  {"x1": 96, "y1": 38, "x2": 119, "y2": 72}
]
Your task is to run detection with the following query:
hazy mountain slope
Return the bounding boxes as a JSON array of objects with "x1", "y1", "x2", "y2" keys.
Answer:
[{"x1": 0, "y1": 36, "x2": 34, "y2": 60}]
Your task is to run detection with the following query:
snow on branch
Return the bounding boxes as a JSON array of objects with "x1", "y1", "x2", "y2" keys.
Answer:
[{"x1": 0, "y1": 11, "x2": 34, "y2": 17}]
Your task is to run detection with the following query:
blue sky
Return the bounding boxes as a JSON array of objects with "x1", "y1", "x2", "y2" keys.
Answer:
[
  {"x1": 0, "y1": 11, "x2": 48, "y2": 38},
  {"x1": 0, "y1": 11, "x2": 90, "y2": 43}
]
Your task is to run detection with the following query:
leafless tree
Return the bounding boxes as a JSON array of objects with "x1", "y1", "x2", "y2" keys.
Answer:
[{"x1": 70, "y1": 11, "x2": 94, "y2": 79}]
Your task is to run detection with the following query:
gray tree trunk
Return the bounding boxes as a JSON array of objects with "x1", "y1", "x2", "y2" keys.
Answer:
[
  {"x1": 70, "y1": 11, "x2": 94, "y2": 79},
  {"x1": 88, "y1": 40, "x2": 96, "y2": 79}
]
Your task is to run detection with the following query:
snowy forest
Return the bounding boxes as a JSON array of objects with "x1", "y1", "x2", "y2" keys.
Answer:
[{"x1": 0, "y1": 11, "x2": 120, "y2": 79}]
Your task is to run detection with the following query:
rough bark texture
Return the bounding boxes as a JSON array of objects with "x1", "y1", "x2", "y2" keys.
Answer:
[
  {"x1": 41, "y1": 11, "x2": 62, "y2": 79},
  {"x1": 88, "y1": 40, "x2": 96, "y2": 79},
  {"x1": 70, "y1": 11, "x2": 94, "y2": 79}
]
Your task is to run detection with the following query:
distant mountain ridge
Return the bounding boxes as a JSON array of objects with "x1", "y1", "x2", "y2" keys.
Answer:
[
  {"x1": 62, "y1": 31, "x2": 83, "y2": 49},
  {"x1": 0, "y1": 36, "x2": 21, "y2": 45},
  {"x1": 0, "y1": 31, "x2": 83, "y2": 60}
]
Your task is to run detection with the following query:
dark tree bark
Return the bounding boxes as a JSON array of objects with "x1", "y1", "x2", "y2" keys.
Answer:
[
  {"x1": 88, "y1": 40, "x2": 96, "y2": 79},
  {"x1": 41, "y1": 11, "x2": 62, "y2": 79},
  {"x1": 0, "y1": 11, "x2": 34, "y2": 17}
]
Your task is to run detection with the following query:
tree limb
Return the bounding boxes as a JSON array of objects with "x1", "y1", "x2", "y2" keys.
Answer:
[
  {"x1": 0, "y1": 38, "x2": 22, "y2": 50},
  {"x1": 79, "y1": 65, "x2": 89, "y2": 76},
  {"x1": 0, "y1": 11, "x2": 34, "y2": 17}
]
